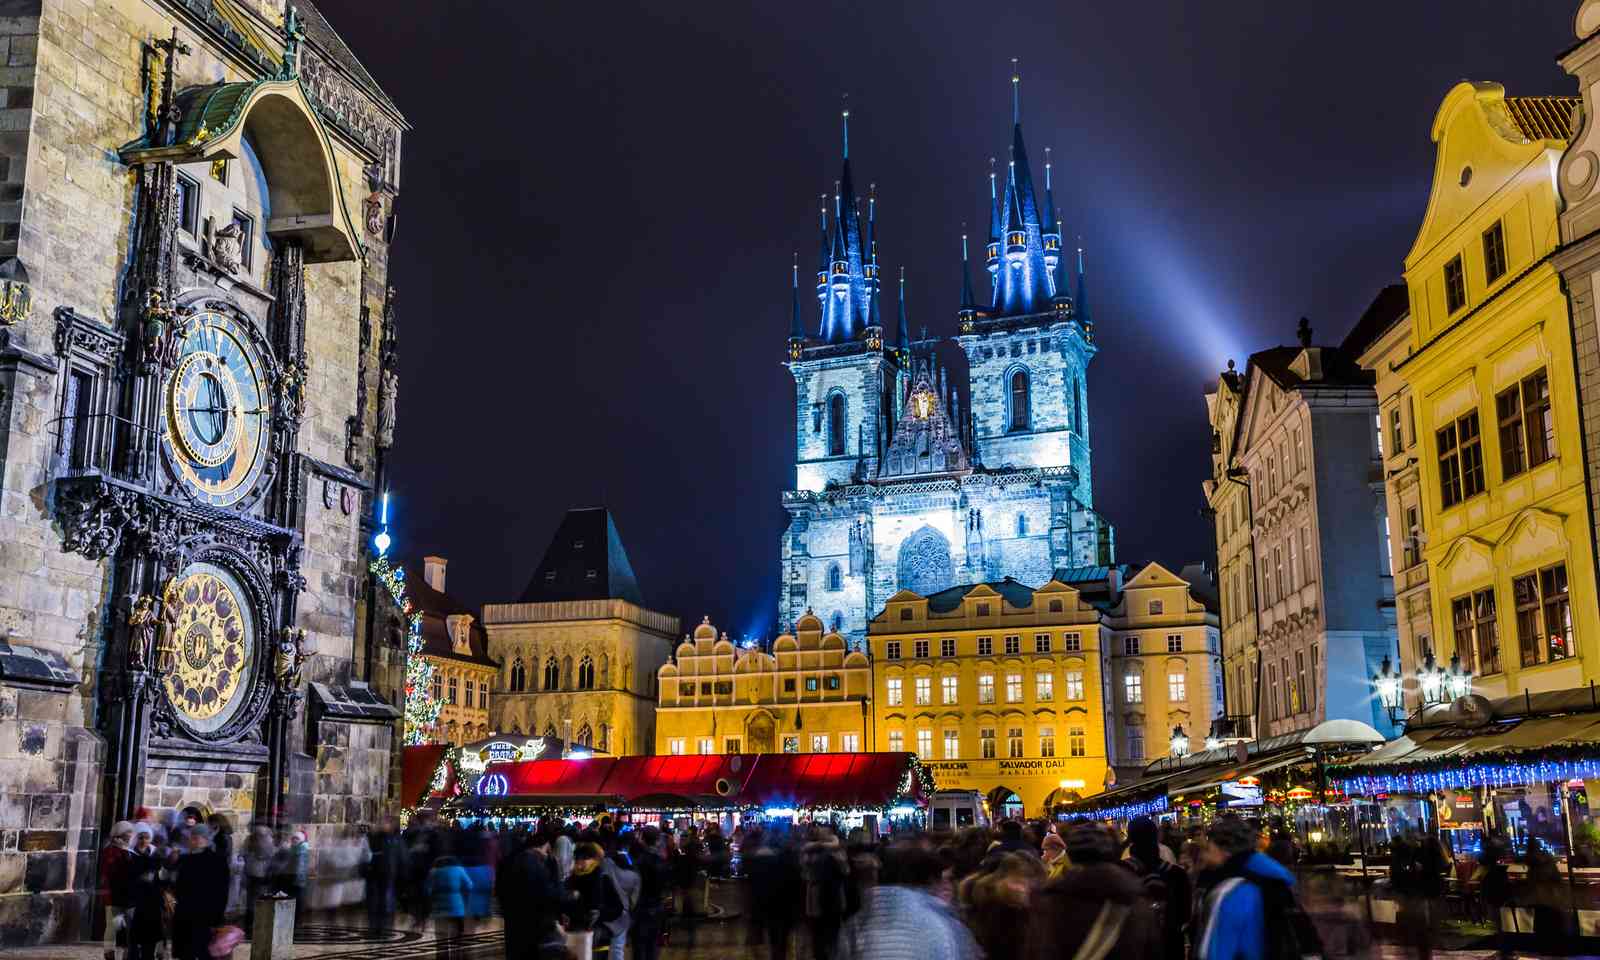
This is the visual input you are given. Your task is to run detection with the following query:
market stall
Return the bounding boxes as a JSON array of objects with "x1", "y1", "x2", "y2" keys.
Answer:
[
  {"x1": 444, "y1": 751, "x2": 933, "y2": 833},
  {"x1": 1057, "y1": 718, "x2": 1385, "y2": 849},
  {"x1": 1333, "y1": 688, "x2": 1600, "y2": 933}
]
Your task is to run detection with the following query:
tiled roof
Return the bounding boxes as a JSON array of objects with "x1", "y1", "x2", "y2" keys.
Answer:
[
  {"x1": 1340, "y1": 284, "x2": 1409, "y2": 358},
  {"x1": 1503, "y1": 96, "x2": 1579, "y2": 142},
  {"x1": 406, "y1": 563, "x2": 497, "y2": 668},
  {"x1": 922, "y1": 578, "x2": 1042, "y2": 614}
]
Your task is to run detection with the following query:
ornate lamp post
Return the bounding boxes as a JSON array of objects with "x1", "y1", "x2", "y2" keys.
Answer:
[
  {"x1": 1373, "y1": 654, "x2": 1403, "y2": 723},
  {"x1": 1414, "y1": 650, "x2": 1445, "y2": 706},
  {"x1": 1170, "y1": 725, "x2": 1190, "y2": 758}
]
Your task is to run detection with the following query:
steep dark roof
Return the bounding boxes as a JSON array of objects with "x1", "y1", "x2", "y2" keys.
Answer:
[
  {"x1": 405, "y1": 564, "x2": 496, "y2": 668},
  {"x1": 1178, "y1": 562, "x2": 1220, "y2": 614},
  {"x1": 517, "y1": 508, "x2": 645, "y2": 606},
  {"x1": 297, "y1": 0, "x2": 403, "y2": 117},
  {"x1": 1340, "y1": 284, "x2": 1409, "y2": 357},
  {"x1": 922, "y1": 578, "x2": 1039, "y2": 614},
  {"x1": 1247, "y1": 343, "x2": 1374, "y2": 392}
]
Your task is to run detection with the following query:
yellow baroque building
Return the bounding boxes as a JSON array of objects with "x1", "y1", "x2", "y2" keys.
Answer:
[
  {"x1": 1398, "y1": 82, "x2": 1595, "y2": 697},
  {"x1": 655, "y1": 614, "x2": 872, "y2": 755},
  {"x1": 868, "y1": 578, "x2": 1115, "y2": 817}
]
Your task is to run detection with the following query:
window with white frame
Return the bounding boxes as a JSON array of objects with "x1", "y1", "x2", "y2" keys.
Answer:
[
  {"x1": 1124, "y1": 673, "x2": 1142, "y2": 704},
  {"x1": 940, "y1": 638, "x2": 956, "y2": 657},
  {"x1": 1149, "y1": 600, "x2": 1164, "y2": 615},
  {"x1": 1063, "y1": 632, "x2": 1081, "y2": 652},
  {"x1": 914, "y1": 676, "x2": 931, "y2": 705},
  {"x1": 697, "y1": 737, "x2": 714, "y2": 755},
  {"x1": 1004, "y1": 635, "x2": 1021, "y2": 655},
  {"x1": 980, "y1": 727, "x2": 996, "y2": 759},
  {"x1": 886, "y1": 677, "x2": 902, "y2": 706},
  {"x1": 886, "y1": 641, "x2": 901, "y2": 660},
  {"x1": 1128, "y1": 725, "x2": 1144, "y2": 760},
  {"x1": 941, "y1": 675, "x2": 958, "y2": 704},
  {"x1": 1007, "y1": 727, "x2": 1024, "y2": 758},
  {"x1": 1039, "y1": 726, "x2": 1055, "y2": 757},
  {"x1": 1005, "y1": 673, "x2": 1023, "y2": 703},
  {"x1": 1069, "y1": 726, "x2": 1086, "y2": 757},
  {"x1": 916, "y1": 729, "x2": 932, "y2": 759},
  {"x1": 887, "y1": 731, "x2": 903, "y2": 752},
  {"x1": 1167, "y1": 634, "x2": 1182, "y2": 653},
  {"x1": 943, "y1": 729, "x2": 960, "y2": 759},
  {"x1": 811, "y1": 734, "x2": 830, "y2": 753},
  {"x1": 978, "y1": 674, "x2": 995, "y2": 704},
  {"x1": 1036, "y1": 671, "x2": 1054, "y2": 701},
  {"x1": 1066, "y1": 670, "x2": 1084, "y2": 701},
  {"x1": 1034, "y1": 633, "x2": 1051, "y2": 653},
  {"x1": 914, "y1": 639, "x2": 930, "y2": 659},
  {"x1": 668, "y1": 738, "x2": 685, "y2": 755},
  {"x1": 1124, "y1": 636, "x2": 1140, "y2": 655},
  {"x1": 977, "y1": 637, "x2": 993, "y2": 656},
  {"x1": 1168, "y1": 671, "x2": 1187, "y2": 702},
  {"x1": 841, "y1": 733, "x2": 860, "y2": 752}
]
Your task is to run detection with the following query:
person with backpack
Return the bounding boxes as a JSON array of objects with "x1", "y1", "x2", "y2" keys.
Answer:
[
  {"x1": 1024, "y1": 821, "x2": 1158, "y2": 960},
  {"x1": 1125, "y1": 816, "x2": 1191, "y2": 960},
  {"x1": 1193, "y1": 814, "x2": 1323, "y2": 960}
]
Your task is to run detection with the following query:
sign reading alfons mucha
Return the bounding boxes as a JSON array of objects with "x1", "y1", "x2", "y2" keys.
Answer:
[
  {"x1": 157, "y1": 562, "x2": 259, "y2": 736},
  {"x1": 159, "y1": 307, "x2": 272, "y2": 508}
]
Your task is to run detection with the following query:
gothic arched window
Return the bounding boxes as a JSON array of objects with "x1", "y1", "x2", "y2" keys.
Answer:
[
  {"x1": 576, "y1": 724, "x2": 593, "y2": 747},
  {"x1": 1008, "y1": 370, "x2": 1030, "y2": 433},
  {"x1": 827, "y1": 563, "x2": 843, "y2": 592},
  {"x1": 545, "y1": 724, "x2": 558, "y2": 740},
  {"x1": 1016, "y1": 513, "x2": 1028, "y2": 537},
  {"x1": 828, "y1": 392, "x2": 847, "y2": 456},
  {"x1": 543, "y1": 656, "x2": 560, "y2": 691},
  {"x1": 578, "y1": 656, "x2": 596, "y2": 690},
  {"x1": 510, "y1": 657, "x2": 526, "y2": 692}
]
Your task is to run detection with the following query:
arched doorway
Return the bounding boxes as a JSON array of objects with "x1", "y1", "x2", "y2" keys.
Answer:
[
  {"x1": 897, "y1": 525, "x2": 954, "y2": 596},
  {"x1": 1042, "y1": 788, "x2": 1083, "y2": 813},
  {"x1": 987, "y1": 785, "x2": 1024, "y2": 820}
]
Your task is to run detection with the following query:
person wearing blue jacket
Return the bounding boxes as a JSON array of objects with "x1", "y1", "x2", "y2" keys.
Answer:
[
  {"x1": 426, "y1": 855, "x2": 473, "y2": 960},
  {"x1": 1194, "y1": 815, "x2": 1316, "y2": 960}
]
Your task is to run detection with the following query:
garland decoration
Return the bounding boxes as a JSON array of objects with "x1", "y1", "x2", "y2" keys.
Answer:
[{"x1": 372, "y1": 555, "x2": 441, "y2": 744}]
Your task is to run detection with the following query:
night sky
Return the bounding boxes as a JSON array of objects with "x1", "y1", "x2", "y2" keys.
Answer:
[{"x1": 315, "y1": 1, "x2": 1576, "y2": 638}]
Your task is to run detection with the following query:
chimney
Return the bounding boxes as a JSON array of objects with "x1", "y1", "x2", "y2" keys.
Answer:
[{"x1": 423, "y1": 556, "x2": 447, "y2": 592}]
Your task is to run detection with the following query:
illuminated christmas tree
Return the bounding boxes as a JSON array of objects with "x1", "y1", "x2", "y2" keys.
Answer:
[{"x1": 370, "y1": 495, "x2": 442, "y2": 745}]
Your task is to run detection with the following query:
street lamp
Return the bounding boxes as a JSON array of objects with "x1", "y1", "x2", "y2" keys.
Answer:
[
  {"x1": 1415, "y1": 650, "x2": 1445, "y2": 706},
  {"x1": 1170, "y1": 725, "x2": 1189, "y2": 758},
  {"x1": 1373, "y1": 654, "x2": 1403, "y2": 723},
  {"x1": 1445, "y1": 652, "x2": 1473, "y2": 700}
]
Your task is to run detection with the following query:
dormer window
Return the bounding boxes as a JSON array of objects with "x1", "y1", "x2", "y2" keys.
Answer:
[{"x1": 446, "y1": 614, "x2": 474, "y2": 655}]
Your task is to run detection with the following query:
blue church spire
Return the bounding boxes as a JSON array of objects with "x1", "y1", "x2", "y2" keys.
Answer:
[
  {"x1": 1075, "y1": 241, "x2": 1092, "y2": 332},
  {"x1": 820, "y1": 105, "x2": 873, "y2": 344},
  {"x1": 815, "y1": 193, "x2": 829, "y2": 307},
  {"x1": 789, "y1": 254, "x2": 806, "y2": 358},
  {"x1": 958, "y1": 231, "x2": 978, "y2": 332},
  {"x1": 988, "y1": 61, "x2": 1057, "y2": 318},
  {"x1": 985, "y1": 158, "x2": 1001, "y2": 282},
  {"x1": 896, "y1": 266, "x2": 910, "y2": 351},
  {"x1": 1042, "y1": 147, "x2": 1062, "y2": 292}
]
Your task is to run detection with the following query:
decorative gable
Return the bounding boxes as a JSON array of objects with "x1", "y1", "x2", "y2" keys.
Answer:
[{"x1": 877, "y1": 363, "x2": 970, "y2": 479}]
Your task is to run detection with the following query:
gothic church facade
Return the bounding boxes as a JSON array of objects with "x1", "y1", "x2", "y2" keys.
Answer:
[{"x1": 780, "y1": 78, "x2": 1113, "y2": 648}]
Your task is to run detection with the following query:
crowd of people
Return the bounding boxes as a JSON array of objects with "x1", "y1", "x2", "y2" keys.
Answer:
[{"x1": 100, "y1": 805, "x2": 1570, "y2": 960}]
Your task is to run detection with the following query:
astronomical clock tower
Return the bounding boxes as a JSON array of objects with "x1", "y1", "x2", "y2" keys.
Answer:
[{"x1": 0, "y1": 1, "x2": 407, "y2": 941}]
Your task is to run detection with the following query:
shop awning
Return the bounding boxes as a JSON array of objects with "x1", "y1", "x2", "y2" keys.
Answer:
[
  {"x1": 741, "y1": 752, "x2": 919, "y2": 809},
  {"x1": 1334, "y1": 701, "x2": 1600, "y2": 793},
  {"x1": 604, "y1": 754, "x2": 757, "y2": 805},
  {"x1": 491, "y1": 756, "x2": 619, "y2": 802},
  {"x1": 1167, "y1": 751, "x2": 1310, "y2": 799},
  {"x1": 402, "y1": 744, "x2": 453, "y2": 807}
]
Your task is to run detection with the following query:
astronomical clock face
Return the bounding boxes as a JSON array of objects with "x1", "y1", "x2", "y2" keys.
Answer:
[
  {"x1": 161, "y1": 309, "x2": 270, "y2": 507},
  {"x1": 158, "y1": 562, "x2": 257, "y2": 735}
]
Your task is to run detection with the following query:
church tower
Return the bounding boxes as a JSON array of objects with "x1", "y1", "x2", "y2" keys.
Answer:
[
  {"x1": 782, "y1": 109, "x2": 910, "y2": 638},
  {"x1": 956, "y1": 66, "x2": 1105, "y2": 568}
]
